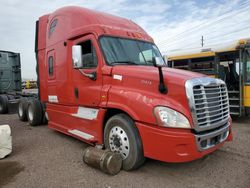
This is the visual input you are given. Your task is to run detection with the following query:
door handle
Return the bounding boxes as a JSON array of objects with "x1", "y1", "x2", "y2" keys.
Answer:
[{"x1": 79, "y1": 70, "x2": 97, "y2": 81}]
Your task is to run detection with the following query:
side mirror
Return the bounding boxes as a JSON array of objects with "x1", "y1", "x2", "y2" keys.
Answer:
[
  {"x1": 153, "y1": 57, "x2": 166, "y2": 67},
  {"x1": 72, "y1": 45, "x2": 83, "y2": 69}
]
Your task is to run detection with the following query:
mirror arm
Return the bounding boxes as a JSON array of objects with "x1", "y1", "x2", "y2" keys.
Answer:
[
  {"x1": 79, "y1": 69, "x2": 96, "y2": 81},
  {"x1": 158, "y1": 67, "x2": 167, "y2": 94}
]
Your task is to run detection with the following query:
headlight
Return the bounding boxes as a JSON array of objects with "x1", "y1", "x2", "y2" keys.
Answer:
[{"x1": 154, "y1": 106, "x2": 191, "y2": 129}]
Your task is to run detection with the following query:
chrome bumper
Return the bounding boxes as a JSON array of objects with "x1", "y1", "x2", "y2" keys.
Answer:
[{"x1": 195, "y1": 124, "x2": 229, "y2": 151}]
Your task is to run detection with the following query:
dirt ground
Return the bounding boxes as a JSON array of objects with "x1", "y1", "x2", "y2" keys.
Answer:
[{"x1": 0, "y1": 114, "x2": 249, "y2": 188}]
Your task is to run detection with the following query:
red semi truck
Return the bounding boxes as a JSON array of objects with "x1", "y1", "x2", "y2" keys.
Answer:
[{"x1": 18, "y1": 6, "x2": 232, "y2": 170}]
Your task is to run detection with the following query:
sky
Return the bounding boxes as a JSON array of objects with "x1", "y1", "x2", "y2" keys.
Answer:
[{"x1": 0, "y1": 0, "x2": 250, "y2": 79}]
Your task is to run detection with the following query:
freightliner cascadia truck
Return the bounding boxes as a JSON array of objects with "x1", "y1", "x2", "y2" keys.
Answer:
[{"x1": 17, "y1": 6, "x2": 232, "y2": 170}]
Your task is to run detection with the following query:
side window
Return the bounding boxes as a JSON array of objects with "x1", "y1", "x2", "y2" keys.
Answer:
[
  {"x1": 78, "y1": 40, "x2": 97, "y2": 68},
  {"x1": 49, "y1": 19, "x2": 58, "y2": 38},
  {"x1": 138, "y1": 45, "x2": 162, "y2": 64},
  {"x1": 139, "y1": 49, "x2": 153, "y2": 62},
  {"x1": 48, "y1": 56, "x2": 54, "y2": 76}
]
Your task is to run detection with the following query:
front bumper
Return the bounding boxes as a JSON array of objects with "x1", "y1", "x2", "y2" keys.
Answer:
[
  {"x1": 195, "y1": 123, "x2": 229, "y2": 151},
  {"x1": 136, "y1": 120, "x2": 232, "y2": 163}
]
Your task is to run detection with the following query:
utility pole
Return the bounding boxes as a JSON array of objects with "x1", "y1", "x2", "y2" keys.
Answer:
[{"x1": 201, "y1": 36, "x2": 204, "y2": 47}]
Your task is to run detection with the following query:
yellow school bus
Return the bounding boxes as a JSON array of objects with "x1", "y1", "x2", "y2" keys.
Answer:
[{"x1": 167, "y1": 39, "x2": 250, "y2": 116}]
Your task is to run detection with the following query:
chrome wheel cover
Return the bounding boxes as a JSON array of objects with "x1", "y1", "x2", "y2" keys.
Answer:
[{"x1": 109, "y1": 126, "x2": 130, "y2": 159}]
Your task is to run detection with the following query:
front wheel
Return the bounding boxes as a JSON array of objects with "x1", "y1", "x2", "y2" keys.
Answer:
[{"x1": 104, "y1": 114, "x2": 145, "y2": 171}]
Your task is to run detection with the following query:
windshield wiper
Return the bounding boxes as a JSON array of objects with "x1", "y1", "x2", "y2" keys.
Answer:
[{"x1": 111, "y1": 61, "x2": 138, "y2": 65}]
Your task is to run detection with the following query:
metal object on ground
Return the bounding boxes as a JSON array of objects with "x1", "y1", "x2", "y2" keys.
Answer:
[
  {"x1": 0, "y1": 125, "x2": 12, "y2": 159},
  {"x1": 83, "y1": 147, "x2": 122, "y2": 175}
]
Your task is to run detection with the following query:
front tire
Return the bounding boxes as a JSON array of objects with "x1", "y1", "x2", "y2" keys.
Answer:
[
  {"x1": 27, "y1": 99, "x2": 43, "y2": 126},
  {"x1": 104, "y1": 114, "x2": 145, "y2": 171}
]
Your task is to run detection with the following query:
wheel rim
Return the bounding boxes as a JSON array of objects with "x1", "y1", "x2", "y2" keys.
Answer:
[
  {"x1": 28, "y1": 106, "x2": 34, "y2": 121},
  {"x1": 18, "y1": 104, "x2": 23, "y2": 117},
  {"x1": 109, "y1": 126, "x2": 130, "y2": 159}
]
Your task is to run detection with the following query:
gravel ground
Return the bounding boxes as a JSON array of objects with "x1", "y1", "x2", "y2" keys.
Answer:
[{"x1": 0, "y1": 114, "x2": 249, "y2": 188}]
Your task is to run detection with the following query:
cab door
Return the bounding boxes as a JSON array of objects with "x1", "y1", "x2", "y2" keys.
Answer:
[{"x1": 71, "y1": 34, "x2": 103, "y2": 107}]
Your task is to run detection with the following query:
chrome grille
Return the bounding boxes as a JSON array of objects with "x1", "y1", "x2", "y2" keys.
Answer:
[{"x1": 186, "y1": 77, "x2": 230, "y2": 132}]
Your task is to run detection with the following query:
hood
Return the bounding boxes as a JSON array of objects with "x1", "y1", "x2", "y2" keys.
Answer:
[
  {"x1": 111, "y1": 66, "x2": 205, "y2": 85},
  {"x1": 108, "y1": 65, "x2": 205, "y2": 126}
]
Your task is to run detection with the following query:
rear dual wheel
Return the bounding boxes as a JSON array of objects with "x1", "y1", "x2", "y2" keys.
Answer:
[
  {"x1": 27, "y1": 99, "x2": 43, "y2": 126},
  {"x1": 18, "y1": 98, "x2": 46, "y2": 126}
]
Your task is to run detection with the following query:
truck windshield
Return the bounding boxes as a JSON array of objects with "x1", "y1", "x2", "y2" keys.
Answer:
[{"x1": 100, "y1": 36, "x2": 165, "y2": 66}]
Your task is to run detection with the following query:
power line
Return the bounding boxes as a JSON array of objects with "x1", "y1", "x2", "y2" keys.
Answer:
[
  {"x1": 159, "y1": 20, "x2": 250, "y2": 50},
  {"x1": 160, "y1": 21, "x2": 250, "y2": 49},
  {"x1": 157, "y1": 0, "x2": 250, "y2": 46},
  {"x1": 205, "y1": 25, "x2": 250, "y2": 43},
  {"x1": 158, "y1": 9, "x2": 250, "y2": 48}
]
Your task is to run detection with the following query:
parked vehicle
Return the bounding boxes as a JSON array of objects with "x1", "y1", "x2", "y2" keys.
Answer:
[
  {"x1": 0, "y1": 51, "x2": 36, "y2": 114},
  {"x1": 167, "y1": 39, "x2": 250, "y2": 116},
  {"x1": 18, "y1": 6, "x2": 232, "y2": 170},
  {"x1": 0, "y1": 50, "x2": 22, "y2": 113}
]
